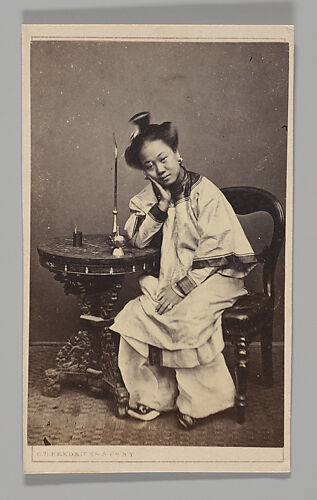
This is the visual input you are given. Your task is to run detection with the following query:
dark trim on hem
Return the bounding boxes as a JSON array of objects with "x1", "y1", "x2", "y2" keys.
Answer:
[{"x1": 148, "y1": 345, "x2": 163, "y2": 366}]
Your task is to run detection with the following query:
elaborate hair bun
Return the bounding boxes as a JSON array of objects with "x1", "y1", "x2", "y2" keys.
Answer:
[
  {"x1": 125, "y1": 112, "x2": 179, "y2": 169},
  {"x1": 159, "y1": 122, "x2": 178, "y2": 147},
  {"x1": 129, "y1": 111, "x2": 150, "y2": 133}
]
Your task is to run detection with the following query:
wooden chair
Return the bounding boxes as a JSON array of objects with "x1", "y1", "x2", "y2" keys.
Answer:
[{"x1": 221, "y1": 187, "x2": 285, "y2": 424}]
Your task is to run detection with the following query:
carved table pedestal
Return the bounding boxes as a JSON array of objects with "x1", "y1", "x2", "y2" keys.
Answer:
[{"x1": 37, "y1": 234, "x2": 160, "y2": 417}]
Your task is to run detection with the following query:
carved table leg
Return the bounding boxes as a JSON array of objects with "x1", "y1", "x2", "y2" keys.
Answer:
[
  {"x1": 233, "y1": 336, "x2": 249, "y2": 424},
  {"x1": 42, "y1": 275, "x2": 100, "y2": 397},
  {"x1": 99, "y1": 279, "x2": 129, "y2": 418},
  {"x1": 43, "y1": 368, "x2": 61, "y2": 397},
  {"x1": 43, "y1": 330, "x2": 93, "y2": 397}
]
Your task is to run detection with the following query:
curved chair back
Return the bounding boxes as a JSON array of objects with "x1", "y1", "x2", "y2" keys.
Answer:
[{"x1": 221, "y1": 187, "x2": 285, "y2": 300}]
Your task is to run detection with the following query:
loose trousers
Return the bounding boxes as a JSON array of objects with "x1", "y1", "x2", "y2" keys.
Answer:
[{"x1": 118, "y1": 338, "x2": 235, "y2": 419}]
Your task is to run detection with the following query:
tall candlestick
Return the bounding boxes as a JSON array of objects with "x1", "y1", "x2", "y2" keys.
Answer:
[
  {"x1": 106, "y1": 133, "x2": 127, "y2": 255},
  {"x1": 112, "y1": 133, "x2": 118, "y2": 234}
]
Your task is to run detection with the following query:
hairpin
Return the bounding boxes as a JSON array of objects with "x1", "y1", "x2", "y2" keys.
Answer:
[{"x1": 129, "y1": 111, "x2": 150, "y2": 141}]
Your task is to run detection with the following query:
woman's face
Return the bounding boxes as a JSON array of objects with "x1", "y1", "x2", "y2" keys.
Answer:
[{"x1": 139, "y1": 139, "x2": 182, "y2": 187}]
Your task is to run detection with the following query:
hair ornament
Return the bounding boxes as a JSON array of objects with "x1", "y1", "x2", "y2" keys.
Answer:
[{"x1": 129, "y1": 111, "x2": 151, "y2": 142}]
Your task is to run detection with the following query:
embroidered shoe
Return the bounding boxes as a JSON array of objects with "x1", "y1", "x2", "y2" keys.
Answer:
[
  {"x1": 128, "y1": 404, "x2": 161, "y2": 421},
  {"x1": 177, "y1": 412, "x2": 198, "y2": 430}
]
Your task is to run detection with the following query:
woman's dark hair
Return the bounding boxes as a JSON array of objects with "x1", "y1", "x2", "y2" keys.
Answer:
[{"x1": 125, "y1": 112, "x2": 179, "y2": 169}]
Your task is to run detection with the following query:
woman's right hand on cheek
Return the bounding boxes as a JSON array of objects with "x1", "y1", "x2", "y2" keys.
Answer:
[{"x1": 149, "y1": 178, "x2": 171, "y2": 212}]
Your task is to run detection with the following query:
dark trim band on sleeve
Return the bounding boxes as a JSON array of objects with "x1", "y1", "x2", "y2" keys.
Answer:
[
  {"x1": 176, "y1": 275, "x2": 197, "y2": 296},
  {"x1": 148, "y1": 204, "x2": 168, "y2": 223},
  {"x1": 171, "y1": 282, "x2": 185, "y2": 298}
]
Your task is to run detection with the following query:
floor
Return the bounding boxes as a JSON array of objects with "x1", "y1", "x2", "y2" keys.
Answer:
[{"x1": 27, "y1": 344, "x2": 284, "y2": 448}]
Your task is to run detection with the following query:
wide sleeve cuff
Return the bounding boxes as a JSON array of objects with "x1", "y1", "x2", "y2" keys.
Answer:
[
  {"x1": 171, "y1": 282, "x2": 185, "y2": 298},
  {"x1": 148, "y1": 204, "x2": 168, "y2": 223},
  {"x1": 175, "y1": 274, "x2": 197, "y2": 296}
]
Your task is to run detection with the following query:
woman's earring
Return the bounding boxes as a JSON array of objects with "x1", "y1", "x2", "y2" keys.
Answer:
[{"x1": 177, "y1": 151, "x2": 184, "y2": 168}]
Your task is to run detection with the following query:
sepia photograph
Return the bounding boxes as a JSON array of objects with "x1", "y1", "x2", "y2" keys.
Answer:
[{"x1": 22, "y1": 24, "x2": 293, "y2": 473}]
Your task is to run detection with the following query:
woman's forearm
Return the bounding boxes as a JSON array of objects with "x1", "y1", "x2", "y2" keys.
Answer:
[{"x1": 126, "y1": 203, "x2": 167, "y2": 249}]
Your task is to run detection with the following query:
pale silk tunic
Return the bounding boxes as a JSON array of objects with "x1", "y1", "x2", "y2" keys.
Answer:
[{"x1": 112, "y1": 171, "x2": 257, "y2": 368}]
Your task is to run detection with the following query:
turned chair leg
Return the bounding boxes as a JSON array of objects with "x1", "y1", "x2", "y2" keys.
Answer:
[
  {"x1": 261, "y1": 310, "x2": 274, "y2": 388},
  {"x1": 234, "y1": 336, "x2": 249, "y2": 424}
]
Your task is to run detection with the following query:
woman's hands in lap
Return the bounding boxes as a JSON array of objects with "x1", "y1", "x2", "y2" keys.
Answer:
[{"x1": 155, "y1": 285, "x2": 183, "y2": 315}]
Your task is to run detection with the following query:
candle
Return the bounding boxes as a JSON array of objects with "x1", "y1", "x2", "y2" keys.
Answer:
[{"x1": 73, "y1": 225, "x2": 82, "y2": 247}]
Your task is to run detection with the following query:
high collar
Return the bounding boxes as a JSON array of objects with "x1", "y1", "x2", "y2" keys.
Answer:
[
  {"x1": 169, "y1": 167, "x2": 188, "y2": 199},
  {"x1": 150, "y1": 168, "x2": 201, "y2": 204}
]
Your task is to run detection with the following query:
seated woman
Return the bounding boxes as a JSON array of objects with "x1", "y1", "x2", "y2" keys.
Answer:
[{"x1": 112, "y1": 112, "x2": 257, "y2": 429}]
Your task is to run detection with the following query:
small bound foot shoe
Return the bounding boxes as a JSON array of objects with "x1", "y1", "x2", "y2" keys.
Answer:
[
  {"x1": 177, "y1": 412, "x2": 198, "y2": 430},
  {"x1": 128, "y1": 403, "x2": 161, "y2": 421}
]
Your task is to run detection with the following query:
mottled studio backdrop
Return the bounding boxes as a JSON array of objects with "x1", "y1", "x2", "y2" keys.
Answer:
[{"x1": 30, "y1": 41, "x2": 289, "y2": 342}]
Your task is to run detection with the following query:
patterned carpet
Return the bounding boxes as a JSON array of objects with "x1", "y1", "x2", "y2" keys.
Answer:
[{"x1": 27, "y1": 344, "x2": 284, "y2": 447}]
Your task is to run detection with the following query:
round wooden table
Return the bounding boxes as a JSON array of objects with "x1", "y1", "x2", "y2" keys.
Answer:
[{"x1": 37, "y1": 234, "x2": 160, "y2": 417}]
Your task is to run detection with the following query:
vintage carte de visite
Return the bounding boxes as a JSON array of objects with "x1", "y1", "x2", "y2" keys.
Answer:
[{"x1": 22, "y1": 24, "x2": 293, "y2": 474}]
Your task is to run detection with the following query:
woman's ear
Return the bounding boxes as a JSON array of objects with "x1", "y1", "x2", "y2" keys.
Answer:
[{"x1": 176, "y1": 149, "x2": 184, "y2": 166}]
